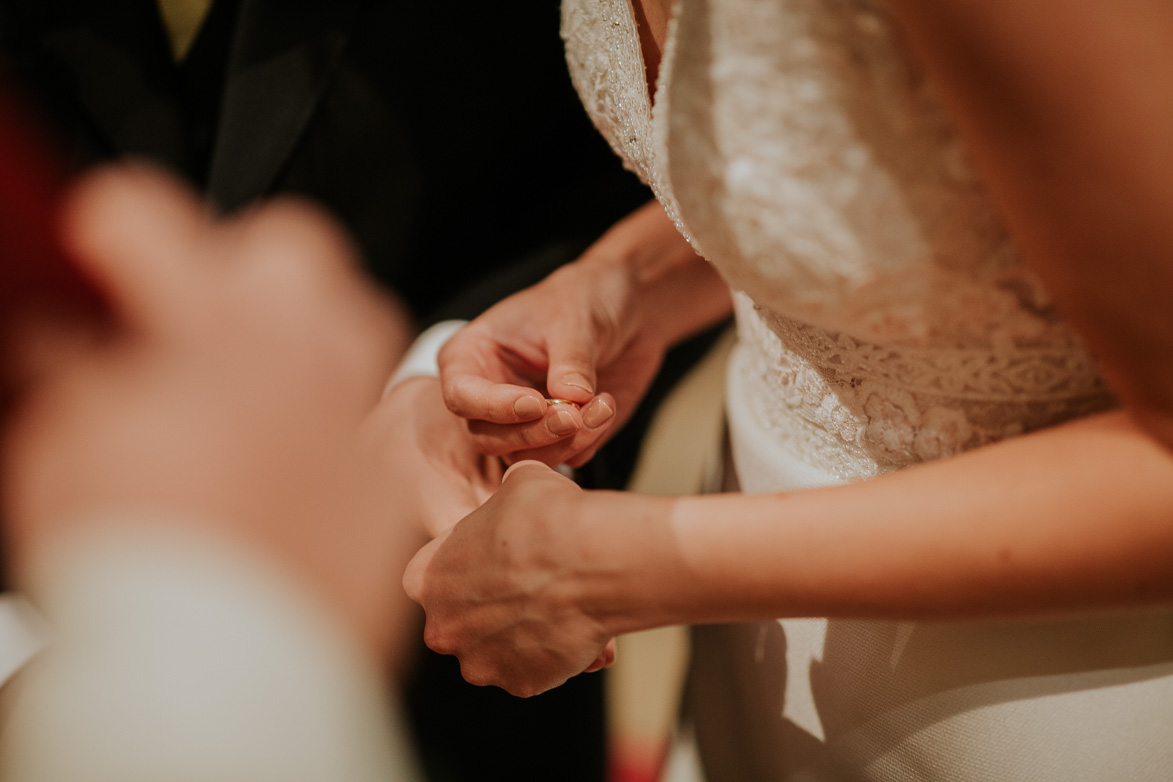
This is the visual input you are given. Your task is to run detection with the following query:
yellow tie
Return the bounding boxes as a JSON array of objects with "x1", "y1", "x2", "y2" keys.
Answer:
[{"x1": 156, "y1": 0, "x2": 214, "y2": 61}]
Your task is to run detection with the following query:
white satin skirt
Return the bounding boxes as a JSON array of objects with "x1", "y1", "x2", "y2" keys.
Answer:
[{"x1": 668, "y1": 341, "x2": 1173, "y2": 782}]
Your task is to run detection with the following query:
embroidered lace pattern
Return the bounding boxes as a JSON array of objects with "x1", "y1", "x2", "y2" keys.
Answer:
[
  {"x1": 562, "y1": 0, "x2": 1116, "y2": 478},
  {"x1": 734, "y1": 294, "x2": 1114, "y2": 479},
  {"x1": 560, "y1": 0, "x2": 696, "y2": 245}
]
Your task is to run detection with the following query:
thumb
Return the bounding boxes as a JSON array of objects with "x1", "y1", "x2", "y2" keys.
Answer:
[
  {"x1": 545, "y1": 329, "x2": 598, "y2": 403},
  {"x1": 402, "y1": 532, "x2": 446, "y2": 604},
  {"x1": 501, "y1": 459, "x2": 558, "y2": 484}
]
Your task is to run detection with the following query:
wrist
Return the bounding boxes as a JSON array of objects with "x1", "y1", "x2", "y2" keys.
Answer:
[
  {"x1": 579, "y1": 491, "x2": 685, "y2": 637},
  {"x1": 573, "y1": 202, "x2": 731, "y2": 349}
]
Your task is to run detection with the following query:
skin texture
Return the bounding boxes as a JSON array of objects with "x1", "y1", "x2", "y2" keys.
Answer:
[
  {"x1": 405, "y1": 461, "x2": 629, "y2": 696},
  {"x1": 364, "y1": 377, "x2": 503, "y2": 541},
  {"x1": 2, "y1": 165, "x2": 418, "y2": 666},
  {"x1": 405, "y1": 3, "x2": 1173, "y2": 697},
  {"x1": 406, "y1": 408, "x2": 1173, "y2": 698},
  {"x1": 438, "y1": 200, "x2": 731, "y2": 468}
]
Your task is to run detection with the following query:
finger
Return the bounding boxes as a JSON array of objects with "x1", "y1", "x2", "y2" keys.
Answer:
[
  {"x1": 402, "y1": 533, "x2": 445, "y2": 603},
  {"x1": 565, "y1": 393, "x2": 616, "y2": 466},
  {"x1": 499, "y1": 394, "x2": 616, "y2": 468},
  {"x1": 583, "y1": 638, "x2": 618, "y2": 673},
  {"x1": 59, "y1": 164, "x2": 210, "y2": 333},
  {"x1": 442, "y1": 372, "x2": 549, "y2": 424},
  {"x1": 500, "y1": 459, "x2": 560, "y2": 483},
  {"x1": 545, "y1": 329, "x2": 599, "y2": 403},
  {"x1": 504, "y1": 427, "x2": 605, "y2": 469},
  {"x1": 467, "y1": 404, "x2": 583, "y2": 456},
  {"x1": 603, "y1": 637, "x2": 617, "y2": 666}
]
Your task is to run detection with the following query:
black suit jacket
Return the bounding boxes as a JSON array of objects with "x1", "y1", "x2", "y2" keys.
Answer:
[
  {"x1": 1, "y1": 0, "x2": 728, "y2": 478},
  {"x1": 1, "y1": 3, "x2": 658, "y2": 781},
  {"x1": 1, "y1": 0, "x2": 652, "y2": 319}
]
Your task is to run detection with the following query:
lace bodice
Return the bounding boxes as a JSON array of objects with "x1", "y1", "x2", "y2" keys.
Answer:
[{"x1": 563, "y1": 0, "x2": 1113, "y2": 479}]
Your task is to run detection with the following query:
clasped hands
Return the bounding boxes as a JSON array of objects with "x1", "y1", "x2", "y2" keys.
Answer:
[
  {"x1": 398, "y1": 246, "x2": 677, "y2": 697},
  {"x1": 0, "y1": 166, "x2": 677, "y2": 697}
]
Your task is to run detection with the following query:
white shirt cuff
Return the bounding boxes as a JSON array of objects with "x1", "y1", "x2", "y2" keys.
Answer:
[
  {"x1": 0, "y1": 595, "x2": 48, "y2": 690},
  {"x1": 382, "y1": 319, "x2": 467, "y2": 398}
]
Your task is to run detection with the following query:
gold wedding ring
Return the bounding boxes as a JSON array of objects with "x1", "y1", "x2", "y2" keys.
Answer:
[{"x1": 545, "y1": 398, "x2": 581, "y2": 410}]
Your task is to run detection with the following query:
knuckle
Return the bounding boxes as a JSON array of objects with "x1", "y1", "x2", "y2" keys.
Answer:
[
  {"x1": 511, "y1": 681, "x2": 546, "y2": 699},
  {"x1": 440, "y1": 379, "x2": 466, "y2": 414},
  {"x1": 459, "y1": 660, "x2": 497, "y2": 689},
  {"x1": 422, "y1": 623, "x2": 456, "y2": 655}
]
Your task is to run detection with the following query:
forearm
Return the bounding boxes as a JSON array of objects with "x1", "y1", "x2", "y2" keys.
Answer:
[
  {"x1": 596, "y1": 410, "x2": 1173, "y2": 633},
  {"x1": 569, "y1": 200, "x2": 732, "y2": 348}
]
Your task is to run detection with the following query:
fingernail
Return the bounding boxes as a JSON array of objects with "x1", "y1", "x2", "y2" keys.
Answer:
[
  {"x1": 546, "y1": 410, "x2": 578, "y2": 436},
  {"x1": 563, "y1": 373, "x2": 594, "y2": 395},
  {"x1": 583, "y1": 398, "x2": 614, "y2": 428},
  {"x1": 513, "y1": 396, "x2": 545, "y2": 420}
]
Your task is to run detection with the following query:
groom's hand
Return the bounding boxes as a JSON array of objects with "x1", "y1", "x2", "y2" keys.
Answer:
[{"x1": 362, "y1": 377, "x2": 504, "y2": 540}]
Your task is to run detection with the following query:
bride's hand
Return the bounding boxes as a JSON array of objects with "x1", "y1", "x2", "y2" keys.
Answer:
[
  {"x1": 439, "y1": 200, "x2": 730, "y2": 469},
  {"x1": 402, "y1": 460, "x2": 662, "y2": 697},
  {"x1": 438, "y1": 258, "x2": 666, "y2": 468}
]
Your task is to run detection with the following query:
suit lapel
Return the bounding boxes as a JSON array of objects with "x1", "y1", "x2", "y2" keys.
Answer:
[
  {"x1": 34, "y1": 0, "x2": 192, "y2": 172},
  {"x1": 206, "y1": 0, "x2": 364, "y2": 211}
]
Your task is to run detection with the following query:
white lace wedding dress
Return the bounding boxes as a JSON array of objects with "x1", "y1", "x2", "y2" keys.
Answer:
[{"x1": 563, "y1": 0, "x2": 1173, "y2": 779}]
